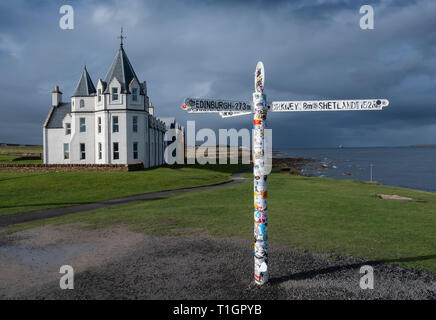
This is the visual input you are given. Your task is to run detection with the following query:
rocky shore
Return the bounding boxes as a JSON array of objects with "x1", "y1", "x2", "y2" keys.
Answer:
[
  {"x1": 273, "y1": 157, "x2": 316, "y2": 175},
  {"x1": 274, "y1": 157, "x2": 357, "y2": 178}
]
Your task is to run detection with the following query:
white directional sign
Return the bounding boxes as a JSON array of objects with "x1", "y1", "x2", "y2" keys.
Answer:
[
  {"x1": 182, "y1": 98, "x2": 252, "y2": 113},
  {"x1": 271, "y1": 99, "x2": 389, "y2": 112},
  {"x1": 219, "y1": 111, "x2": 252, "y2": 118}
]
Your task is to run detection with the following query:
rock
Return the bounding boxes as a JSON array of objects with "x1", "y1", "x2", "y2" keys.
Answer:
[{"x1": 378, "y1": 194, "x2": 426, "y2": 203}]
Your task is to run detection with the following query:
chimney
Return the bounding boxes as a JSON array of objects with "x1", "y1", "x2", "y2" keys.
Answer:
[
  {"x1": 52, "y1": 85, "x2": 62, "y2": 107},
  {"x1": 142, "y1": 81, "x2": 147, "y2": 96},
  {"x1": 149, "y1": 102, "x2": 154, "y2": 115}
]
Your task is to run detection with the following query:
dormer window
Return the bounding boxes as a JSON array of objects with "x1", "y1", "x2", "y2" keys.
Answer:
[
  {"x1": 112, "y1": 88, "x2": 118, "y2": 101},
  {"x1": 98, "y1": 89, "x2": 102, "y2": 102},
  {"x1": 132, "y1": 88, "x2": 138, "y2": 102},
  {"x1": 80, "y1": 99, "x2": 85, "y2": 108}
]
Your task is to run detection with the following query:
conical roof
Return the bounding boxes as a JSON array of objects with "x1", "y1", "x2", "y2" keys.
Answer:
[
  {"x1": 103, "y1": 45, "x2": 143, "y2": 94},
  {"x1": 72, "y1": 66, "x2": 96, "y2": 97}
]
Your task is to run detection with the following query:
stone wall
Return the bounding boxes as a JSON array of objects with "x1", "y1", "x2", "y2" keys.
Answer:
[{"x1": 0, "y1": 162, "x2": 144, "y2": 172}]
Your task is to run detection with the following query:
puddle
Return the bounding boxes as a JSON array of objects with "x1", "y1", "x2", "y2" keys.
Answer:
[{"x1": 0, "y1": 243, "x2": 94, "y2": 271}]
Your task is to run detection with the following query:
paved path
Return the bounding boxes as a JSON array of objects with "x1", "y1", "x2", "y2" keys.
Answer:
[{"x1": 0, "y1": 172, "x2": 246, "y2": 227}]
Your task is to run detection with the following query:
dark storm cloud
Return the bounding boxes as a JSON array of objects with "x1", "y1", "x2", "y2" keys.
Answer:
[{"x1": 0, "y1": 0, "x2": 435, "y2": 147}]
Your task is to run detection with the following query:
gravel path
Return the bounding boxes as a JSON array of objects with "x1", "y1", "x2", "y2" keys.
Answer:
[
  {"x1": 1, "y1": 224, "x2": 435, "y2": 300},
  {"x1": 0, "y1": 172, "x2": 246, "y2": 227}
]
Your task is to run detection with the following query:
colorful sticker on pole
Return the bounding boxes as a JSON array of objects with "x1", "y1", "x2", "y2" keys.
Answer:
[{"x1": 255, "y1": 61, "x2": 265, "y2": 93}]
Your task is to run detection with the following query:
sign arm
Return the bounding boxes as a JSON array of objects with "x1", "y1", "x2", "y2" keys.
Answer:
[
  {"x1": 271, "y1": 99, "x2": 389, "y2": 112},
  {"x1": 182, "y1": 98, "x2": 252, "y2": 113}
]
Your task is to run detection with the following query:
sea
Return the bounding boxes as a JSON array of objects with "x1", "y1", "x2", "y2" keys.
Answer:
[{"x1": 275, "y1": 146, "x2": 436, "y2": 193}]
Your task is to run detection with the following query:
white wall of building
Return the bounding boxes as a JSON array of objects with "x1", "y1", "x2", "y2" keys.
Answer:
[
  {"x1": 45, "y1": 68, "x2": 167, "y2": 166},
  {"x1": 45, "y1": 128, "x2": 69, "y2": 164},
  {"x1": 69, "y1": 112, "x2": 96, "y2": 164}
]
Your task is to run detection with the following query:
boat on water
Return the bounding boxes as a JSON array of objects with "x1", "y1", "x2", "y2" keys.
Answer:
[{"x1": 338, "y1": 145, "x2": 344, "y2": 149}]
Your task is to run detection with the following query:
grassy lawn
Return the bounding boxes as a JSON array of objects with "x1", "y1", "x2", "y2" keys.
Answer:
[
  {"x1": 0, "y1": 154, "x2": 43, "y2": 164},
  {"x1": 8, "y1": 171, "x2": 436, "y2": 273},
  {"x1": 0, "y1": 164, "x2": 242, "y2": 216},
  {"x1": 0, "y1": 145, "x2": 42, "y2": 154},
  {"x1": 0, "y1": 145, "x2": 43, "y2": 164}
]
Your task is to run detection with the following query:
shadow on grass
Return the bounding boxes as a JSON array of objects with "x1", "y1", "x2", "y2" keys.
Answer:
[
  {"x1": 0, "y1": 172, "x2": 52, "y2": 182},
  {"x1": 269, "y1": 254, "x2": 436, "y2": 284},
  {"x1": 0, "y1": 198, "x2": 168, "y2": 227},
  {"x1": 0, "y1": 201, "x2": 93, "y2": 210},
  {"x1": 0, "y1": 195, "x2": 170, "y2": 211}
]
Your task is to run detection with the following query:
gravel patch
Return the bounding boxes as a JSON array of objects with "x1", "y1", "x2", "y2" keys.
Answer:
[{"x1": 1, "y1": 225, "x2": 435, "y2": 300}]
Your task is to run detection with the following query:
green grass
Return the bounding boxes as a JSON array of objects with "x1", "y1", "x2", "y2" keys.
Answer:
[
  {"x1": 0, "y1": 164, "x2": 242, "y2": 216},
  {"x1": 0, "y1": 145, "x2": 42, "y2": 154},
  {"x1": 0, "y1": 154, "x2": 43, "y2": 164},
  {"x1": 0, "y1": 145, "x2": 43, "y2": 164},
  {"x1": 8, "y1": 171, "x2": 436, "y2": 273}
]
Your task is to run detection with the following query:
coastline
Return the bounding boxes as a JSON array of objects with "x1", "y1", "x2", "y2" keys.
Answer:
[
  {"x1": 273, "y1": 157, "x2": 316, "y2": 175},
  {"x1": 273, "y1": 155, "x2": 436, "y2": 194}
]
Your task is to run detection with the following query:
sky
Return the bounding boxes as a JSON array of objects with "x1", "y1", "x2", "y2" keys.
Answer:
[{"x1": 0, "y1": 0, "x2": 435, "y2": 148}]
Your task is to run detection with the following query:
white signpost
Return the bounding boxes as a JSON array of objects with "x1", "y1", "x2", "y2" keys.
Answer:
[
  {"x1": 182, "y1": 98, "x2": 252, "y2": 113},
  {"x1": 181, "y1": 61, "x2": 389, "y2": 285},
  {"x1": 271, "y1": 99, "x2": 389, "y2": 112}
]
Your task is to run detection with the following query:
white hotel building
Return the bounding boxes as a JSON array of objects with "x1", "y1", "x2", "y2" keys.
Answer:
[{"x1": 43, "y1": 42, "x2": 167, "y2": 167}]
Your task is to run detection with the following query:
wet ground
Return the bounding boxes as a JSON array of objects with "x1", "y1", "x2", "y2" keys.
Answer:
[{"x1": 1, "y1": 224, "x2": 435, "y2": 300}]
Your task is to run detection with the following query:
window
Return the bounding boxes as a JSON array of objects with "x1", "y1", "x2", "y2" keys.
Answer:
[
  {"x1": 133, "y1": 142, "x2": 138, "y2": 159},
  {"x1": 65, "y1": 123, "x2": 71, "y2": 135},
  {"x1": 132, "y1": 116, "x2": 138, "y2": 132},
  {"x1": 112, "y1": 87, "x2": 118, "y2": 101},
  {"x1": 80, "y1": 99, "x2": 85, "y2": 108},
  {"x1": 98, "y1": 89, "x2": 102, "y2": 102},
  {"x1": 63, "y1": 143, "x2": 69, "y2": 159},
  {"x1": 80, "y1": 143, "x2": 86, "y2": 160},
  {"x1": 132, "y1": 88, "x2": 138, "y2": 101},
  {"x1": 80, "y1": 117, "x2": 86, "y2": 132},
  {"x1": 113, "y1": 142, "x2": 119, "y2": 160},
  {"x1": 98, "y1": 117, "x2": 101, "y2": 133},
  {"x1": 112, "y1": 116, "x2": 119, "y2": 133},
  {"x1": 98, "y1": 143, "x2": 102, "y2": 160}
]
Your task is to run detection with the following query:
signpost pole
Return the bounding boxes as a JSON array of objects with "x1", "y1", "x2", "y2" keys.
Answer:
[
  {"x1": 253, "y1": 62, "x2": 269, "y2": 284},
  {"x1": 181, "y1": 61, "x2": 389, "y2": 286}
]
